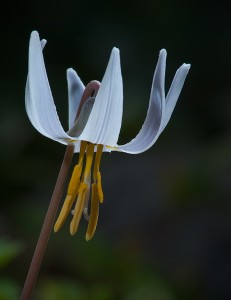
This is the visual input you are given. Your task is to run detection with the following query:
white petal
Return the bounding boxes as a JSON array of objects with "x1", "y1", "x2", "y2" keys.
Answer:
[
  {"x1": 118, "y1": 49, "x2": 167, "y2": 154},
  {"x1": 40, "y1": 39, "x2": 47, "y2": 49},
  {"x1": 25, "y1": 31, "x2": 69, "y2": 142},
  {"x1": 78, "y1": 48, "x2": 123, "y2": 146},
  {"x1": 67, "y1": 68, "x2": 85, "y2": 129},
  {"x1": 160, "y1": 63, "x2": 191, "y2": 132}
]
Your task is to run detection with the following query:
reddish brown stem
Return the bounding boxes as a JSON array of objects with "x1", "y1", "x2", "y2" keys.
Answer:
[{"x1": 20, "y1": 144, "x2": 74, "y2": 300}]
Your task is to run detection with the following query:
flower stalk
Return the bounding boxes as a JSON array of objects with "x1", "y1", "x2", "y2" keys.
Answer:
[{"x1": 20, "y1": 144, "x2": 74, "y2": 300}]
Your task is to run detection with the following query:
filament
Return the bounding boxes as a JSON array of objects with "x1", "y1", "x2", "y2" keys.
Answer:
[{"x1": 54, "y1": 141, "x2": 104, "y2": 240}]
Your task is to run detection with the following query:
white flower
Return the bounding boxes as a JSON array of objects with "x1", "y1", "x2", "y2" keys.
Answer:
[{"x1": 26, "y1": 31, "x2": 190, "y2": 240}]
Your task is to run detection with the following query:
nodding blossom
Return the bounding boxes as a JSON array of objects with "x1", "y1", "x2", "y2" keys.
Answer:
[{"x1": 26, "y1": 31, "x2": 190, "y2": 240}]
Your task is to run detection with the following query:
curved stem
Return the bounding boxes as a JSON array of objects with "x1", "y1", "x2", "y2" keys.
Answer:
[{"x1": 20, "y1": 144, "x2": 75, "y2": 300}]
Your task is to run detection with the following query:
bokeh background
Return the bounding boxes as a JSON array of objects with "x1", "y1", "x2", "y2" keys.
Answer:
[{"x1": 1, "y1": 1, "x2": 231, "y2": 299}]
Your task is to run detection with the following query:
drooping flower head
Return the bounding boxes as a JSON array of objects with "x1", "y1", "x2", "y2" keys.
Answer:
[{"x1": 26, "y1": 31, "x2": 190, "y2": 240}]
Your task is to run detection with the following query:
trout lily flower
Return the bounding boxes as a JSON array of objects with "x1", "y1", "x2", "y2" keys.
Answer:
[{"x1": 26, "y1": 31, "x2": 190, "y2": 240}]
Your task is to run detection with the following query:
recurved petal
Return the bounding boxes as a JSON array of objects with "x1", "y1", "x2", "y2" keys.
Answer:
[
  {"x1": 160, "y1": 63, "x2": 190, "y2": 132},
  {"x1": 25, "y1": 31, "x2": 69, "y2": 142},
  {"x1": 40, "y1": 39, "x2": 47, "y2": 49},
  {"x1": 67, "y1": 68, "x2": 85, "y2": 130},
  {"x1": 78, "y1": 47, "x2": 123, "y2": 146},
  {"x1": 118, "y1": 49, "x2": 167, "y2": 154}
]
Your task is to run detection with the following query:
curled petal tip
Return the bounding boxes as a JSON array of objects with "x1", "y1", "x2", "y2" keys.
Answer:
[
  {"x1": 40, "y1": 39, "x2": 47, "y2": 49},
  {"x1": 159, "y1": 49, "x2": 167, "y2": 57},
  {"x1": 184, "y1": 63, "x2": 191, "y2": 69},
  {"x1": 31, "y1": 30, "x2": 39, "y2": 38},
  {"x1": 67, "y1": 67, "x2": 75, "y2": 75},
  {"x1": 159, "y1": 49, "x2": 167, "y2": 60},
  {"x1": 179, "y1": 63, "x2": 191, "y2": 73},
  {"x1": 159, "y1": 48, "x2": 167, "y2": 54},
  {"x1": 112, "y1": 47, "x2": 120, "y2": 54}
]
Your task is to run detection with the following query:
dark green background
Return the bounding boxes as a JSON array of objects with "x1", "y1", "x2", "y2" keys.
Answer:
[{"x1": 1, "y1": 1, "x2": 231, "y2": 299}]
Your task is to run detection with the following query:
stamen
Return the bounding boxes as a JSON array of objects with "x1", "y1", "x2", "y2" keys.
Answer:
[
  {"x1": 83, "y1": 143, "x2": 95, "y2": 181},
  {"x1": 54, "y1": 141, "x2": 87, "y2": 232},
  {"x1": 93, "y1": 144, "x2": 104, "y2": 203},
  {"x1": 83, "y1": 173, "x2": 91, "y2": 221},
  {"x1": 67, "y1": 164, "x2": 82, "y2": 195},
  {"x1": 70, "y1": 183, "x2": 87, "y2": 235},
  {"x1": 86, "y1": 183, "x2": 99, "y2": 241},
  {"x1": 84, "y1": 144, "x2": 104, "y2": 240},
  {"x1": 54, "y1": 140, "x2": 105, "y2": 240},
  {"x1": 83, "y1": 174, "x2": 91, "y2": 222},
  {"x1": 70, "y1": 143, "x2": 95, "y2": 235},
  {"x1": 78, "y1": 141, "x2": 88, "y2": 164},
  {"x1": 54, "y1": 195, "x2": 76, "y2": 232},
  {"x1": 93, "y1": 144, "x2": 103, "y2": 180},
  {"x1": 96, "y1": 171, "x2": 104, "y2": 203}
]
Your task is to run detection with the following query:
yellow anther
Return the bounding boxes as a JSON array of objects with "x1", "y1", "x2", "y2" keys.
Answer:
[
  {"x1": 63, "y1": 138, "x2": 78, "y2": 143},
  {"x1": 83, "y1": 143, "x2": 95, "y2": 181},
  {"x1": 92, "y1": 145, "x2": 104, "y2": 204},
  {"x1": 54, "y1": 194, "x2": 76, "y2": 232},
  {"x1": 67, "y1": 164, "x2": 82, "y2": 195},
  {"x1": 79, "y1": 141, "x2": 88, "y2": 163},
  {"x1": 105, "y1": 145, "x2": 119, "y2": 151},
  {"x1": 97, "y1": 171, "x2": 104, "y2": 203},
  {"x1": 67, "y1": 141, "x2": 88, "y2": 195},
  {"x1": 70, "y1": 183, "x2": 88, "y2": 236},
  {"x1": 54, "y1": 141, "x2": 105, "y2": 240},
  {"x1": 93, "y1": 144, "x2": 103, "y2": 181},
  {"x1": 54, "y1": 141, "x2": 88, "y2": 233},
  {"x1": 86, "y1": 183, "x2": 99, "y2": 241}
]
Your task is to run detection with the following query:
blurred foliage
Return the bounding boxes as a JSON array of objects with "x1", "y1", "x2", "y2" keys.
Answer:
[
  {"x1": 32, "y1": 234, "x2": 177, "y2": 300},
  {"x1": 0, "y1": 279, "x2": 20, "y2": 300},
  {"x1": 0, "y1": 238, "x2": 23, "y2": 300},
  {"x1": 0, "y1": 238, "x2": 23, "y2": 269}
]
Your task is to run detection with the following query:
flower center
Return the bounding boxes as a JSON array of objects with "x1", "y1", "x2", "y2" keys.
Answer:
[{"x1": 54, "y1": 141, "x2": 104, "y2": 240}]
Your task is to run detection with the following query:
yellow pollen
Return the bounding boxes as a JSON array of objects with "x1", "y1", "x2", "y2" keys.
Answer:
[
  {"x1": 54, "y1": 194, "x2": 76, "y2": 232},
  {"x1": 54, "y1": 141, "x2": 104, "y2": 240},
  {"x1": 86, "y1": 183, "x2": 99, "y2": 241},
  {"x1": 54, "y1": 141, "x2": 87, "y2": 233},
  {"x1": 106, "y1": 145, "x2": 120, "y2": 151},
  {"x1": 96, "y1": 171, "x2": 103, "y2": 203},
  {"x1": 93, "y1": 144, "x2": 104, "y2": 203},
  {"x1": 67, "y1": 164, "x2": 82, "y2": 195},
  {"x1": 83, "y1": 143, "x2": 95, "y2": 181},
  {"x1": 63, "y1": 138, "x2": 78, "y2": 143},
  {"x1": 70, "y1": 183, "x2": 87, "y2": 235}
]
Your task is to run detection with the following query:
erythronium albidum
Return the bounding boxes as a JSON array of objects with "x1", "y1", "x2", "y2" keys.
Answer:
[{"x1": 26, "y1": 31, "x2": 190, "y2": 241}]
